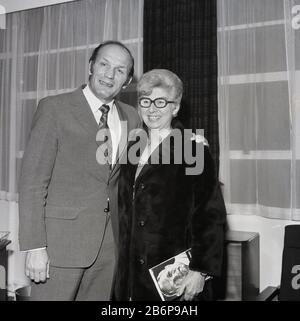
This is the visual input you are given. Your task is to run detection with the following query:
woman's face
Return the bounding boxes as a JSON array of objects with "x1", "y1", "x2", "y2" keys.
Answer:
[{"x1": 138, "y1": 87, "x2": 179, "y2": 131}]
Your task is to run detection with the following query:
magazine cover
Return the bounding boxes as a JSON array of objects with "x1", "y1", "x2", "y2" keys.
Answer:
[{"x1": 149, "y1": 248, "x2": 200, "y2": 301}]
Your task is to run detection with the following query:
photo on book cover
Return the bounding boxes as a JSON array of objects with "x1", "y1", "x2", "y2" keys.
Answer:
[{"x1": 149, "y1": 248, "x2": 193, "y2": 301}]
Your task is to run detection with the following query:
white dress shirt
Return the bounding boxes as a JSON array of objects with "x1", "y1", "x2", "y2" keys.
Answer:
[{"x1": 83, "y1": 84, "x2": 121, "y2": 166}]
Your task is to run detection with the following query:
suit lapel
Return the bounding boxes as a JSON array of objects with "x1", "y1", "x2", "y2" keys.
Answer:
[
  {"x1": 134, "y1": 130, "x2": 178, "y2": 184},
  {"x1": 69, "y1": 91, "x2": 136, "y2": 181},
  {"x1": 69, "y1": 86, "x2": 99, "y2": 138},
  {"x1": 65, "y1": 86, "x2": 111, "y2": 182}
]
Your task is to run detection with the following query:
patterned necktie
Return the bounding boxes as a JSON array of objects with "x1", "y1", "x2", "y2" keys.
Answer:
[{"x1": 98, "y1": 104, "x2": 112, "y2": 165}]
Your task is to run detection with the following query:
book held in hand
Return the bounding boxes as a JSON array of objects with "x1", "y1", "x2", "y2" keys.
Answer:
[{"x1": 149, "y1": 248, "x2": 211, "y2": 301}]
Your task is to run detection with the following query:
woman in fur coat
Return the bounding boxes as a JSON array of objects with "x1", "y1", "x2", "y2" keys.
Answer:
[{"x1": 113, "y1": 69, "x2": 227, "y2": 301}]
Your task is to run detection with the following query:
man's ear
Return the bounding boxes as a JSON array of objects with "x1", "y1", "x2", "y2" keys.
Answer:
[
  {"x1": 122, "y1": 76, "x2": 132, "y2": 89},
  {"x1": 88, "y1": 61, "x2": 93, "y2": 75}
]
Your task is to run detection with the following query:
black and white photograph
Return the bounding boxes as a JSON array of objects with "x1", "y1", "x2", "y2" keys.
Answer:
[
  {"x1": 149, "y1": 248, "x2": 212, "y2": 301},
  {"x1": 0, "y1": 0, "x2": 300, "y2": 311}
]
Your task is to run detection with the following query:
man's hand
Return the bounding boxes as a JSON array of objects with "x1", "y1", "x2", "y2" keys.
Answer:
[
  {"x1": 25, "y1": 248, "x2": 50, "y2": 283},
  {"x1": 177, "y1": 270, "x2": 206, "y2": 301}
]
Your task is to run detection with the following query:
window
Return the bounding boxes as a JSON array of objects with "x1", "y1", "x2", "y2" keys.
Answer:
[
  {"x1": 0, "y1": 0, "x2": 144, "y2": 199},
  {"x1": 217, "y1": 0, "x2": 300, "y2": 220}
]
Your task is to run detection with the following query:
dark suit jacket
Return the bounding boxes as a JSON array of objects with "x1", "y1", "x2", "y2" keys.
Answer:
[
  {"x1": 113, "y1": 121, "x2": 227, "y2": 300},
  {"x1": 18, "y1": 86, "x2": 141, "y2": 268}
]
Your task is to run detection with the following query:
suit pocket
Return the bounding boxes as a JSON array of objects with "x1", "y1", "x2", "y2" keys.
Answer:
[{"x1": 45, "y1": 205, "x2": 85, "y2": 220}]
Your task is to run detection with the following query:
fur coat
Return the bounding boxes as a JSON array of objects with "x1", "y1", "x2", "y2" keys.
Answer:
[{"x1": 113, "y1": 121, "x2": 227, "y2": 301}]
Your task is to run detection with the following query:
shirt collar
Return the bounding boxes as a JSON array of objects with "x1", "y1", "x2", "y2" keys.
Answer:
[
  {"x1": 83, "y1": 84, "x2": 115, "y2": 114},
  {"x1": 148, "y1": 128, "x2": 172, "y2": 145}
]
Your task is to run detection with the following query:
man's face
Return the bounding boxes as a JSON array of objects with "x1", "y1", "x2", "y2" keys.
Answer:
[
  {"x1": 89, "y1": 44, "x2": 132, "y2": 103},
  {"x1": 157, "y1": 262, "x2": 189, "y2": 296}
]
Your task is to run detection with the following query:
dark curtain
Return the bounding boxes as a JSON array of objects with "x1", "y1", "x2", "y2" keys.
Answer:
[{"x1": 143, "y1": 0, "x2": 219, "y2": 173}]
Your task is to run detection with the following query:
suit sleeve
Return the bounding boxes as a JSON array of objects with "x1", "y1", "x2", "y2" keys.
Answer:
[
  {"x1": 18, "y1": 97, "x2": 58, "y2": 251},
  {"x1": 189, "y1": 146, "x2": 227, "y2": 277}
]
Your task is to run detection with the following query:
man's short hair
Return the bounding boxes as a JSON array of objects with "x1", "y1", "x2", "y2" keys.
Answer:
[
  {"x1": 137, "y1": 69, "x2": 183, "y2": 102},
  {"x1": 89, "y1": 40, "x2": 135, "y2": 79}
]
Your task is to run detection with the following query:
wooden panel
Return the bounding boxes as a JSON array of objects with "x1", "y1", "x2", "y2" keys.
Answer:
[
  {"x1": 226, "y1": 243, "x2": 242, "y2": 300},
  {"x1": 216, "y1": 230, "x2": 260, "y2": 301}
]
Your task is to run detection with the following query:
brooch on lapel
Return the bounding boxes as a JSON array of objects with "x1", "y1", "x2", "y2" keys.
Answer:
[{"x1": 190, "y1": 133, "x2": 209, "y2": 146}]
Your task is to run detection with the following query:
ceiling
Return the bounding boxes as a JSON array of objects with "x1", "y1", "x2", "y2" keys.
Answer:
[{"x1": 0, "y1": 0, "x2": 76, "y2": 13}]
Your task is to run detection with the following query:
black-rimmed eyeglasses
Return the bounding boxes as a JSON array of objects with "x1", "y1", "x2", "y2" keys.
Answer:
[{"x1": 139, "y1": 97, "x2": 175, "y2": 109}]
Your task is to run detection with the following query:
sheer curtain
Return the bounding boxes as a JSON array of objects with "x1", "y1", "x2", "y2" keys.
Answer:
[
  {"x1": 218, "y1": 0, "x2": 300, "y2": 221},
  {"x1": 36, "y1": 0, "x2": 143, "y2": 102},
  {"x1": 0, "y1": 0, "x2": 143, "y2": 294},
  {"x1": 0, "y1": 9, "x2": 44, "y2": 295}
]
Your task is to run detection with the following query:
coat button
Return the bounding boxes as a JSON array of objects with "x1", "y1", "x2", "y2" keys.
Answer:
[
  {"x1": 139, "y1": 220, "x2": 145, "y2": 227},
  {"x1": 139, "y1": 258, "x2": 145, "y2": 265}
]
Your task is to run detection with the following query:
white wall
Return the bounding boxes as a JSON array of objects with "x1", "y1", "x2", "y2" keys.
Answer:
[
  {"x1": 227, "y1": 214, "x2": 300, "y2": 292},
  {"x1": 0, "y1": 0, "x2": 76, "y2": 13},
  {"x1": 0, "y1": 200, "x2": 9, "y2": 230}
]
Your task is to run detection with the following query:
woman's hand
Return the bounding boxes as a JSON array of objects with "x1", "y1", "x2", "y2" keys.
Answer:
[{"x1": 177, "y1": 270, "x2": 206, "y2": 301}]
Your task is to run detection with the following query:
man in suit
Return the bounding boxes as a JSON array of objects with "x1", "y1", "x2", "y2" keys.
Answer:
[{"x1": 18, "y1": 40, "x2": 141, "y2": 300}]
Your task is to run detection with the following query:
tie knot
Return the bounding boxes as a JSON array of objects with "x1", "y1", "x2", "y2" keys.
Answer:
[{"x1": 99, "y1": 104, "x2": 110, "y2": 114}]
